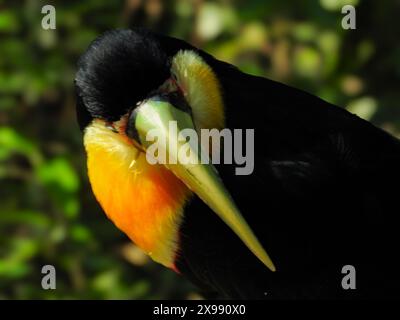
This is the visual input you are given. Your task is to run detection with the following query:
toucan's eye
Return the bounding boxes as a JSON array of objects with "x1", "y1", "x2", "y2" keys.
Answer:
[{"x1": 105, "y1": 122, "x2": 118, "y2": 133}]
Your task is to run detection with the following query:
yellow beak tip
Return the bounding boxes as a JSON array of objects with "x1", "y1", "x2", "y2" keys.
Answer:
[{"x1": 263, "y1": 257, "x2": 276, "y2": 272}]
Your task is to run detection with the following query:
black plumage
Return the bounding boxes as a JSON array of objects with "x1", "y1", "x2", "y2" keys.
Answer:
[
  {"x1": 177, "y1": 63, "x2": 400, "y2": 299},
  {"x1": 76, "y1": 29, "x2": 400, "y2": 299}
]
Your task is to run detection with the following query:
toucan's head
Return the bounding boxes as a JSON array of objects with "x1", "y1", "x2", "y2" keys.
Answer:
[{"x1": 75, "y1": 29, "x2": 275, "y2": 271}]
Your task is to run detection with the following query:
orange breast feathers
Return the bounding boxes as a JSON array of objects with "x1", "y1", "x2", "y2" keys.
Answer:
[{"x1": 83, "y1": 120, "x2": 191, "y2": 268}]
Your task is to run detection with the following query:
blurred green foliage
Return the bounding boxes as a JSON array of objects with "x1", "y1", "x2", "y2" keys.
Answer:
[{"x1": 0, "y1": 0, "x2": 399, "y2": 299}]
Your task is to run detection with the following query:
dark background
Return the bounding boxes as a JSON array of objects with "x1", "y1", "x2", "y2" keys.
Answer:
[{"x1": 0, "y1": 0, "x2": 399, "y2": 299}]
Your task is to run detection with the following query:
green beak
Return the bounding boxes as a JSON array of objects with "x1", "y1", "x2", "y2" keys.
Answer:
[{"x1": 129, "y1": 95, "x2": 276, "y2": 272}]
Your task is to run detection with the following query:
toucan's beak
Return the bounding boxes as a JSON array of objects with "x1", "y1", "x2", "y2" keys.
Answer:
[{"x1": 126, "y1": 93, "x2": 276, "y2": 272}]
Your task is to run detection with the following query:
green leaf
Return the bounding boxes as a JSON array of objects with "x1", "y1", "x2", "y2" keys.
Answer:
[
  {"x1": 293, "y1": 46, "x2": 321, "y2": 78},
  {"x1": 0, "y1": 210, "x2": 50, "y2": 228},
  {"x1": 71, "y1": 224, "x2": 92, "y2": 243},
  {"x1": 320, "y1": 0, "x2": 359, "y2": 11},
  {"x1": 0, "y1": 127, "x2": 39, "y2": 162},
  {"x1": 346, "y1": 97, "x2": 378, "y2": 121},
  {"x1": 0, "y1": 238, "x2": 38, "y2": 278},
  {"x1": 0, "y1": 10, "x2": 18, "y2": 32},
  {"x1": 64, "y1": 197, "x2": 80, "y2": 219},
  {"x1": 36, "y1": 158, "x2": 79, "y2": 193}
]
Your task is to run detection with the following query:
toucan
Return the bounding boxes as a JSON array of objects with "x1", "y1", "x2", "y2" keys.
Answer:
[{"x1": 75, "y1": 28, "x2": 400, "y2": 299}]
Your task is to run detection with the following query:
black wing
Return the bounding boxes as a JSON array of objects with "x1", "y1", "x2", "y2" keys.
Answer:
[{"x1": 176, "y1": 57, "x2": 400, "y2": 299}]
